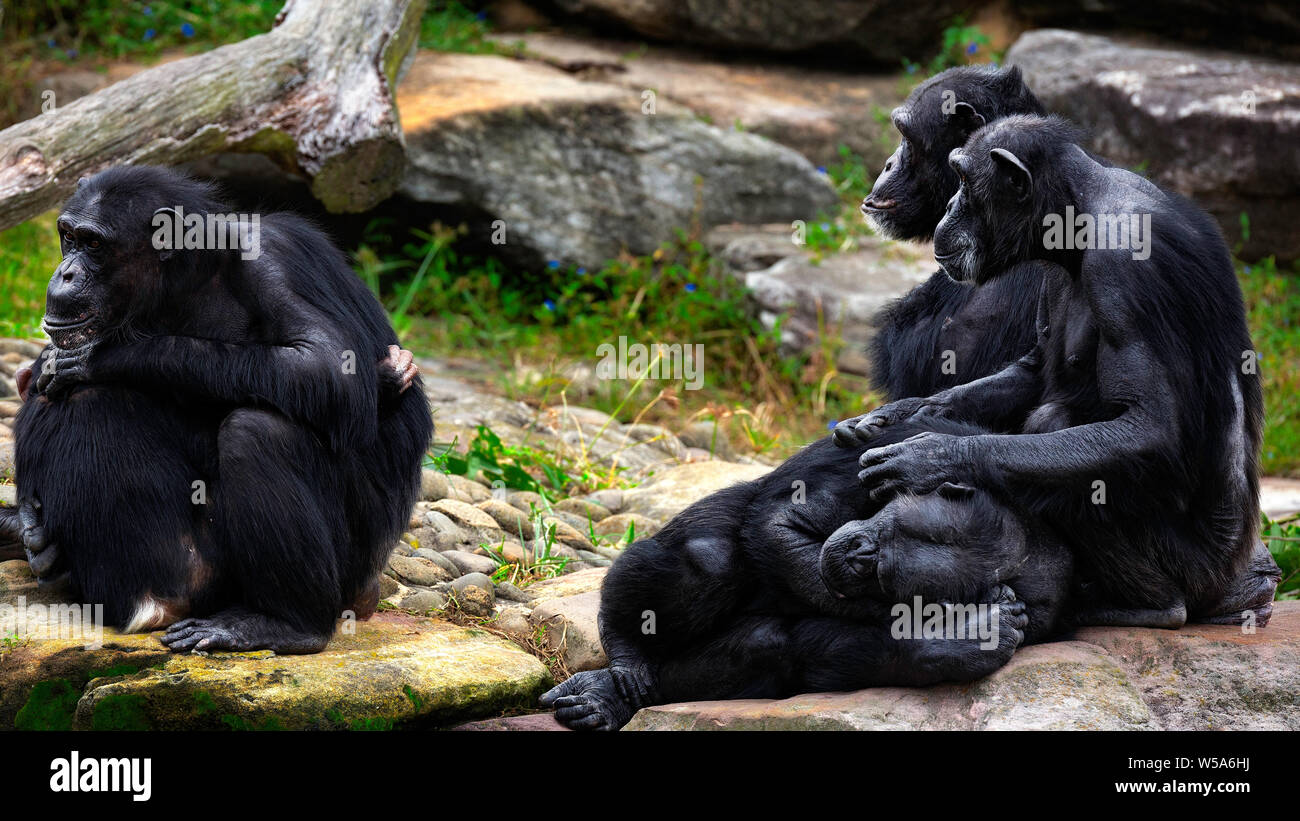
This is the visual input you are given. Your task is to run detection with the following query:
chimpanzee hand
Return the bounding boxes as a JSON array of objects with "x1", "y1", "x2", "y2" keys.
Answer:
[
  {"x1": 858, "y1": 430, "x2": 970, "y2": 501},
  {"x1": 833, "y1": 396, "x2": 942, "y2": 447},
  {"x1": 34, "y1": 343, "x2": 98, "y2": 397}
]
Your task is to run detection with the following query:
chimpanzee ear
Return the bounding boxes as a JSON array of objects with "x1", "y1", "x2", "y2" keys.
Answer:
[
  {"x1": 949, "y1": 101, "x2": 986, "y2": 139},
  {"x1": 936, "y1": 481, "x2": 977, "y2": 501},
  {"x1": 990, "y1": 147, "x2": 1033, "y2": 201},
  {"x1": 152, "y1": 206, "x2": 179, "y2": 262},
  {"x1": 76, "y1": 177, "x2": 89, "y2": 190}
]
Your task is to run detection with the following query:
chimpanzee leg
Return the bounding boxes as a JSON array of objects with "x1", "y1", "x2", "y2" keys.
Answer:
[
  {"x1": 162, "y1": 409, "x2": 344, "y2": 654},
  {"x1": 15, "y1": 388, "x2": 196, "y2": 627},
  {"x1": 546, "y1": 589, "x2": 1028, "y2": 731}
]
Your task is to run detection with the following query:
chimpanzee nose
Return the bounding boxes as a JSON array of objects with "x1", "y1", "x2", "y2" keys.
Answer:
[
  {"x1": 845, "y1": 540, "x2": 878, "y2": 577},
  {"x1": 46, "y1": 259, "x2": 86, "y2": 319}
]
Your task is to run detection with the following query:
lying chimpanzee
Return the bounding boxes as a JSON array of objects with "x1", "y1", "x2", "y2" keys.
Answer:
[{"x1": 542, "y1": 418, "x2": 1072, "y2": 731}]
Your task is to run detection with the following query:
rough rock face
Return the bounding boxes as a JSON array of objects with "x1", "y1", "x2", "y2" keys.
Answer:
[
  {"x1": 549, "y1": 0, "x2": 978, "y2": 64},
  {"x1": 626, "y1": 603, "x2": 1300, "y2": 730},
  {"x1": 490, "y1": 31, "x2": 904, "y2": 168},
  {"x1": 1008, "y1": 29, "x2": 1300, "y2": 262},
  {"x1": 0, "y1": 561, "x2": 551, "y2": 730},
  {"x1": 621, "y1": 459, "x2": 772, "y2": 522},
  {"x1": 397, "y1": 52, "x2": 837, "y2": 269},
  {"x1": 1010, "y1": 0, "x2": 1300, "y2": 60},
  {"x1": 707, "y1": 224, "x2": 936, "y2": 374}
]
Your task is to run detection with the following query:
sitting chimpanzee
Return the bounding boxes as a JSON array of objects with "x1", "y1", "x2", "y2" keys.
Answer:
[
  {"x1": 0, "y1": 166, "x2": 432, "y2": 653},
  {"x1": 862, "y1": 64, "x2": 1047, "y2": 400},
  {"x1": 542, "y1": 418, "x2": 1073, "y2": 731},
  {"x1": 840, "y1": 115, "x2": 1279, "y2": 629}
]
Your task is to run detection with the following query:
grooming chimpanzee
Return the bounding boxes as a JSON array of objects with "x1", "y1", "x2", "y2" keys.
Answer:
[
  {"x1": 840, "y1": 115, "x2": 1278, "y2": 628},
  {"x1": 542, "y1": 418, "x2": 1072, "y2": 731},
  {"x1": 862, "y1": 64, "x2": 1047, "y2": 400},
  {"x1": 0, "y1": 166, "x2": 432, "y2": 653}
]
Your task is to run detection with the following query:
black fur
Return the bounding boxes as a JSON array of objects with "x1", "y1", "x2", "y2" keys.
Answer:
[
  {"x1": 7, "y1": 166, "x2": 432, "y2": 653},
  {"x1": 851, "y1": 115, "x2": 1277, "y2": 627}
]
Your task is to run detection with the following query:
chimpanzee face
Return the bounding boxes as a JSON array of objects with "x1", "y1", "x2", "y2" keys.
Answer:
[
  {"x1": 819, "y1": 482, "x2": 1027, "y2": 604},
  {"x1": 932, "y1": 138, "x2": 1035, "y2": 285},
  {"x1": 44, "y1": 170, "x2": 199, "y2": 348},
  {"x1": 861, "y1": 80, "x2": 988, "y2": 241},
  {"x1": 46, "y1": 183, "x2": 119, "y2": 349}
]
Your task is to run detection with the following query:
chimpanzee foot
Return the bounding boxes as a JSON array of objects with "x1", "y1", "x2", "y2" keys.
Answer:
[
  {"x1": 160, "y1": 608, "x2": 331, "y2": 654},
  {"x1": 540, "y1": 669, "x2": 637, "y2": 731},
  {"x1": 1193, "y1": 541, "x2": 1282, "y2": 627}
]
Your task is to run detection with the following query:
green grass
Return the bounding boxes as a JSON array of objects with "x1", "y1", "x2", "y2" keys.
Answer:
[
  {"x1": 1239, "y1": 256, "x2": 1300, "y2": 476},
  {"x1": 0, "y1": 212, "x2": 59, "y2": 339},
  {"x1": 418, "y1": 1, "x2": 500, "y2": 54}
]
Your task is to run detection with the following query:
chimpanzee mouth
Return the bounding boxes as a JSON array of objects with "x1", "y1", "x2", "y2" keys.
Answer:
[
  {"x1": 862, "y1": 197, "x2": 897, "y2": 212},
  {"x1": 41, "y1": 314, "x2": 96, "y2": 347}
]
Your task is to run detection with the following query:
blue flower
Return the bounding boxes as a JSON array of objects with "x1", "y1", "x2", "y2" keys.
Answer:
[
  {"x1": 816, "y1": 166, "x2": 827, "y2": 174},
  {"x1": 144, "y1": 29, "x2": 156, "y2": 41},
  {"x1": 476, "y1": 11, "x2": 487, "y2": 21},
  {"x1": 65, "y1": 49, "x2": 78, "y2": 59},
  {"x1": 546, "y1": 259, "x2": 560, "y2": 269},
  {"x1": 966, "y1": 42, "x2": 978, "y2": 55},
  {"x1": 576, "y1": 267, "x2": 587, "y2": 276},
  {"x1": 181, "y1": 22, "x2": 195, "y2": 38},
  {"x1": 1244, "y1": 265, "x2": 1252, "y2": 273},
  {"x1": 827, "y1": 420, "x2": 838, "y2": 430},
  {"x1": 143, "y1": 5, "x2": 153, "y2": 15},
  {"x1": 820, "y1": 222, "x2": 830, "y2": 231},
  {"x1": 906, "y1": 63, "x2": 918, "y2": 75},
  {"x1": 47, "y1": 38, "x2": 57, "y2": 48},
  {"x1": 684, "y1": 283, "x2": 697, "y2": 293},
  {"x1": 543, "y1": 299, "x2": 556, "y2": 311}
]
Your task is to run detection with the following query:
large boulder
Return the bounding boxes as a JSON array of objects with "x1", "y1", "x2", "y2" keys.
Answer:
[
  {"x1": 1008, "y1": 29, "x2": 1300, "y2": 262},
  {"x1": 707, "y1": 223, "x2": 935, "y2": 373},
  {"x1": 621, "y1": 459, "x2": 771, "y2": 522},
  {"x1": 626, "y1": 602, "x2": 1300, "y2": 730},
  {"x1": 548, "y1": 0, "x2": 979, "y2": 65},
  {"x1": 490, "y1": 31, "x2": 905, "y2": 168},
  {"x1": 0, "y1": 560, "x2": 550, "y2": 730},
  {"x1": 396, "y1": 52, "x2": 837, "y2": 270},
  {"x1": 1010, "y1": 0, "x2": 1300, "y2": 60}
]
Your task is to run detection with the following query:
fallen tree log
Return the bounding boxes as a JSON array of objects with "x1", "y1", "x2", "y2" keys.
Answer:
[{"x1": 0, "y1": 0, "x2": 426, "y2": 229}]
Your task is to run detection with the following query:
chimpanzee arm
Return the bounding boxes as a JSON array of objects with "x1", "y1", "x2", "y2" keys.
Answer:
[
  {"x1": 68, "y1": 263, "x2": 376, "y2": 448},
  {"x1": 859, "y1": 317, "x2": 1177, "y2": 496},
  {"x1": 835, "y1": 279, "x2": 1052, "y2": 446}
]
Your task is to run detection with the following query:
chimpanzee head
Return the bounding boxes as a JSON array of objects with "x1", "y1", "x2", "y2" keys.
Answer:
[
  {"x1": 933, "y1": 115, "x2": 1081, "y2": 284},
  {"x1": 862, "y1": 65, "x2": 1043, "y2": 241},
  {"x1": 44, "y1": 166, "x2": 228, "y2": 348},
  {"x1": 819, "y1": 481, "x2": 1028, "y2": 604}
]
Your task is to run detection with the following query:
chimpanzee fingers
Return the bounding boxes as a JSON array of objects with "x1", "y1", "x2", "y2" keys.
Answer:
[
  {"x1": 400, "y1": 362, "x2": 418, "y2": 393},
  {"x1": 26, "y1": 542, "x2": 59, "y2": 578},
  {"x1": 831, "y1": 416, "x2": 867, "y2": 447}
]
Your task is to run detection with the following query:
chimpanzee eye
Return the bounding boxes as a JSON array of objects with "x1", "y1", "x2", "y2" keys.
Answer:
[
  {"x1": 63, "y1": 233, "x2": 74, "y2": 243},
  {"x1": 88, "y1": 239, "x2": 101, "y2": 249}
]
